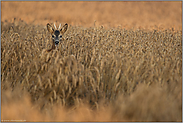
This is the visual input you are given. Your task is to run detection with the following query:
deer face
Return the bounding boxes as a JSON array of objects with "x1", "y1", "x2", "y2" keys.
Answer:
[{"x1": 47, "y1": 23, "x2": 68, "y2": 48}]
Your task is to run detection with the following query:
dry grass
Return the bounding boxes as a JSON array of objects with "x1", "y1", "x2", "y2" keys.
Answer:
[
  {"x1": 1, "y1": 19, "x2": 182, "y2": 122},
  {"x1": 1, "y1": 1, "x2": 182, "y2": 30}
]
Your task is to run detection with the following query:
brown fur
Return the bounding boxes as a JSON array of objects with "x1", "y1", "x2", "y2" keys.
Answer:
[{"x1": 46, "y1": 23, "x2": 68, "y2": 52}]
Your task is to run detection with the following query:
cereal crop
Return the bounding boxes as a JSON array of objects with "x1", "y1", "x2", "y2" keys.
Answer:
[{"x1": 1, "y1": 18, "x2": 182, "y2": 121}]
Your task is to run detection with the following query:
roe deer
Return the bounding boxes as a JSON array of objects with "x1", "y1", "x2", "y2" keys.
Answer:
[{"x1": 46, "y1": 23, "x2": 68, "y2": 52}]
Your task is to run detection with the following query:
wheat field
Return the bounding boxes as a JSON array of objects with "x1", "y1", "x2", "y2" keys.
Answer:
[
  {"x1": 1, "y1": 1, "x2": 182, "y2": 122},
  {"x1": 1, "y1": 17, "x2": 182, "y2": 121}
]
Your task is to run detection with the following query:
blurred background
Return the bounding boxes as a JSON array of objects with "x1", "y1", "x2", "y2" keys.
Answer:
[{"x1": 1, "y1": 1, "x2": 182, "y2": 30}]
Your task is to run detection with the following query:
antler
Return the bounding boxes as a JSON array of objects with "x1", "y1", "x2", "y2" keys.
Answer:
[
  {"x1": 54, "y1": 23, "x2": 57, "y2": 29},
  {"x1": 58, "y1": 23, "x2": 62, "y2": 30}
]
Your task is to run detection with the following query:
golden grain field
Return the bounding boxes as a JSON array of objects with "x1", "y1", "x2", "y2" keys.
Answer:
[
  {"x1": 1, "y1": 1, "x2": 182, "y2": 122},
  {"x1": 1, "y1": 17, "x2": 182, "y2": 121},
  {"x1": 1, "y1": 1, "x2": 182, "y2": 30}
]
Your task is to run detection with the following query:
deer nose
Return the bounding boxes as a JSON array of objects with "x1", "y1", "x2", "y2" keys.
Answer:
[{"x1": 55, "y1": 41, "x2": 59, "y2": 45}]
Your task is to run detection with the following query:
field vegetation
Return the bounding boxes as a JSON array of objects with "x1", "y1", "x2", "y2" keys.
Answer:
[{"x1": 1, "y1": 18, "x2": 182, "y2": 121}]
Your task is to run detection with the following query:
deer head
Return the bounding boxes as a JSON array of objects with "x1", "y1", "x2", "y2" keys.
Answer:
[{"x1": 47, "y1": 23, "x2": 68, "y2": 52}]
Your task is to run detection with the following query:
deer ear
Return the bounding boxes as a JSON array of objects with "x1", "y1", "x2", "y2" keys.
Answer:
[
  {"x1": 47, "y1": 23, "x2": 54, "y2": 34},
  {"x1": 60, "y1": 23, "x2": 68, "y2": 34}
]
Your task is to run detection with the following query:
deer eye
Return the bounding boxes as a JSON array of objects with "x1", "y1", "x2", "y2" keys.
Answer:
[
  {"x1": 60, "y1": 35, "x2": 62, "y2": 38},
  {"x1": 52, "y1": 35, "x2": 55, "y2": 38}
]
